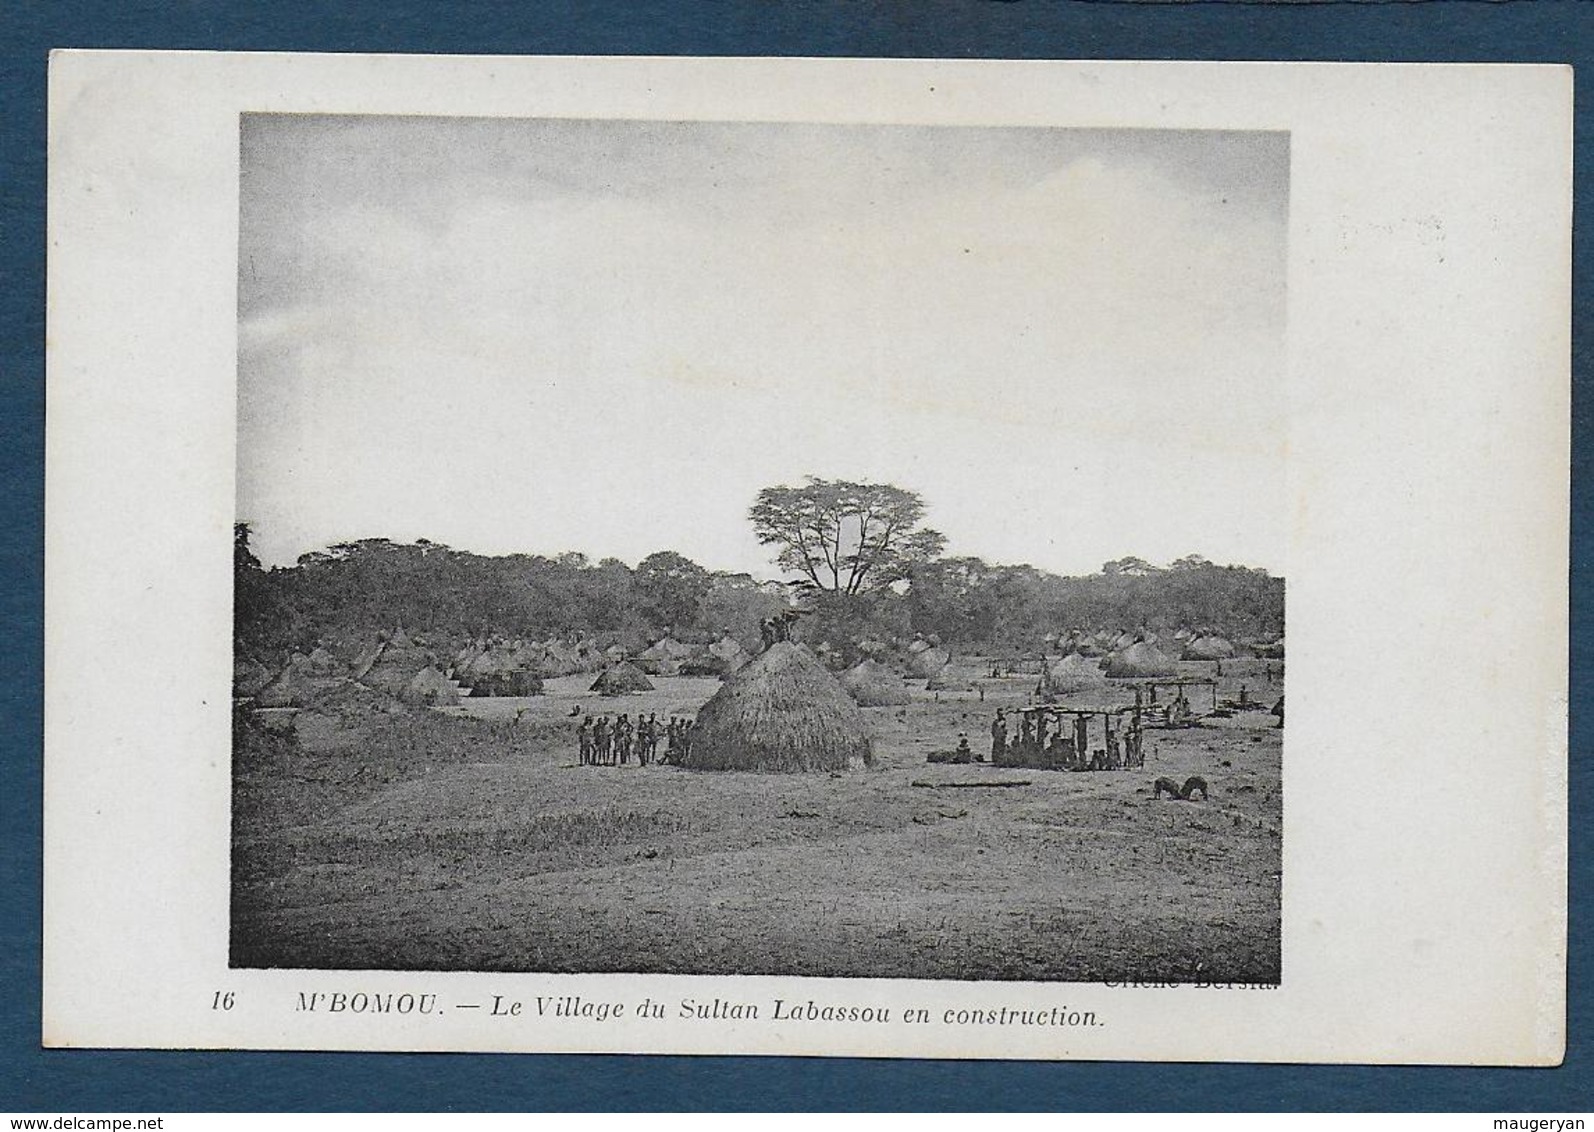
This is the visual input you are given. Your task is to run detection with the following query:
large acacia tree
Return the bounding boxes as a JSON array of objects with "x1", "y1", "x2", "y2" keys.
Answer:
[{"x1": 749, "y1": 478, "x2": 946, "y2": 595}]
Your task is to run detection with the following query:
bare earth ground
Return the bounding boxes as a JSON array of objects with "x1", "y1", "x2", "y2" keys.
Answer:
[{"x1": 232, "y1": 660, "x2": 1281, "y2": 981}]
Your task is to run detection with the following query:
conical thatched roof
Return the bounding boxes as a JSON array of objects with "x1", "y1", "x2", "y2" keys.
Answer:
[
  {"x1": 589, "y1": 661, "x2": 654, "y2": 695},
  {"x1": 362, "y1": 636, "x2": 437, "y2": 697},
  {"x1": 402, "y1": 666, "x2": 460, "y2": 707},
  {"x1": 506, "y1": 639, "x2": 546, "y2": 668},
  {"x1": 538, "y1": 639, "x2": 582, "y2": 675},
  {"x1": 1182, "y1": 635, "x2": 1237, "y2": 661},
  {"x1": 637, "y1": 635, "x2": 696, "y2": 676},
  {"x1": 707, "y1": 633, "x2": 749, "y2": 674},
  {"x1": 908, "y1": 645, "x2": 951, "y2": 680},
  {"x1": 684, "y1": 642, "x2": 872, "y2": 772},
  {"x1": 1039, "y1": 652, "x2": 1107, "y2": 695},
  {"x1": 1104, "y1": 640, "x2": 1178, "y2": 678},
  {"x1": 840, "y1": 658, "x2": 912, "y2": 706},
  {"x1": 462, "y1": 641, "x2": 501, "y2": 679},
  {"x1": 639, "y1": 636, "x2": 694, "y2": 660}
]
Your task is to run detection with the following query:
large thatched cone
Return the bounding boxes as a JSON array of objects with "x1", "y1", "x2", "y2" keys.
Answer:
[
  {"x1": 363, "y1": 637, "x2": 437, "y2": 697},
  {"x1": 1039, "y1": 652, "x2": 1106, "y2": 696},
  {"x1": 589, "y1": 661, "x2": 654, "y2": 695},
  {"x1": 685, "y1": 642, "x2": 873, "y2": 772},
  {"x1": 402, "y1": 665, "x2": 460, "y2": 706},
  {"x1": 840, "y1": 658, "x2": 912, "y2": 706},
  {"x1": 908, "y1": 645, "x2": 951, "y2": 680},
  {"x1": 1182, "y1": 635, "x2": 1236, "y2": 661},
  {"x1": 1104, "y1": 640, "x2": 1177, "y2": 678}
]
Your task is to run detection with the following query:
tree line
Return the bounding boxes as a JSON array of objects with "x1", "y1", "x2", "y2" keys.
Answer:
[{"x1": 237, "y1": 477, "x2": 1282, "y2": 665}]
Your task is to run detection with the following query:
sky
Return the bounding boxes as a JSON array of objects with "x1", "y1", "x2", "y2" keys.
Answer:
[{"x1": 237, "y1": 116, "x2": 1288, "y2": 578}]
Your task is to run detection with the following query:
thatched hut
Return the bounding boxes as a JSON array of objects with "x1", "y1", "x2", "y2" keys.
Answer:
[
  {"x1": 908, "y1": 645, "x2": 952, "y2": 680},
  {"x1": 469, "y1": 670, "x2": 544, "y2": 696},
  {"x1": 1104, "y1": 640, "x2": 1178, "y2": 678},
  {"x1": 360, "y1": 631, "x2": 438, "y2": 698},
  {"x1": 589, "y1": 661, "x2": 654, "y2": 696},
  {"x1": 1038, "y1": 652, "x2": 1106, "y2": 696},
  {"x1": 1182, "y1": 635, "x2": 1237, "y2": 661},
  {"x1": 402, "y1": 666, "x2": 461, "y2": 707},
  {"x1": 462, "y1": 640, "x2": 512, "y2": 681},
  {"x1": 637, "y1": 635, "x2": 696, "y2": 676},
  {"x1": 840, "y1": 658, "x2": 912, "y2": 707},
  {"x1": 684, "y1": 642, "x2": 872, "y2": 772}
]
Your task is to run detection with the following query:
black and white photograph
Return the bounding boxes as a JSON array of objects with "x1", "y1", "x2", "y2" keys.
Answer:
[
  {"x1": 230, "y1": 114, "x2": 1288, "y2": 982},
  {"x1": 44, "y1": 54, "x2": 1566, "y2": 1063}
]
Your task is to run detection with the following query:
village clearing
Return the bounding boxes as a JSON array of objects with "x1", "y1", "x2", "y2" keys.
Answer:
[{"x1": 232, "y1": 661, "x2": 1281, "y2": 982}]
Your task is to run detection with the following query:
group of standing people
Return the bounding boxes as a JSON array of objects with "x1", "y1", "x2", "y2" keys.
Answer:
[
  {"x1": 989, "y1": 708, "x2": 1145, "y2": 771},
  {"x1": 576, "y1": 713, "x2": 695, "y2": 767}
]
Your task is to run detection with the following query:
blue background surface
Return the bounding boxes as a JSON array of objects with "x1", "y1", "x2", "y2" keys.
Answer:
[{"x1": 2, "y1": 0, "x2": 1588, "y2": 1112}]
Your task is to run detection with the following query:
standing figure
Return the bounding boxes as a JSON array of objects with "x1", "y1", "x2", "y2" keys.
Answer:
[
  {"x1": 989, "y1": 709, "x2": 1007, "y2": 764},
  {"x1": 577, "y1": 716, "x2": 592, "y2": 766},
  {"x1": 593, "y1": 715, "x2": 610, "y2": 765},
  {"x1": 637, "y1": 714, "x2": 654, "y2": 766},
  {"x1": 1073, "y1": 714, "x2": 1090, "y2": 769},
  {"x1": 1018, "y1": 712, "x2": 1035, "y2": 754},
  {"x1": 615, "y1": 713, "x2": 632, "y2": 765}
]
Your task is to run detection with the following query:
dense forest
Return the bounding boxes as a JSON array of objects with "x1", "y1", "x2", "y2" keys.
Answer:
[{"x1": 236, "y1": 509, "x2": 1283, "y2": 670}]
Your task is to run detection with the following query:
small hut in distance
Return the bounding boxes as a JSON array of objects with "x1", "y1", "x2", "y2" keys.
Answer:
[
  {"x1": 840, "y1": 658, "x2": 912, "y2": 706},
  {"x1": 589, "y1": 661, "x2": 655, "y2": 696}
]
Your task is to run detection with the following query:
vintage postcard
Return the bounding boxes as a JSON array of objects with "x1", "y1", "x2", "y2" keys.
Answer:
[{"x1": 44, "y1": 53, "x2": 1568, "y2": 1062}]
